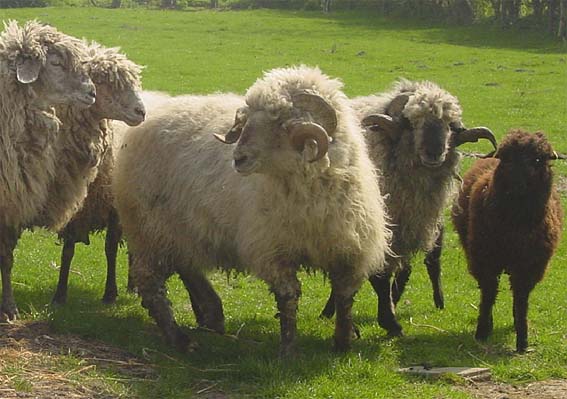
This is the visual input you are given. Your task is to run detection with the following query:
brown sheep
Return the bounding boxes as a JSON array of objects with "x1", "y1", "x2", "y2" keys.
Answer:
[{"x1": 452, "y1": 129, "x2": 563, "y2": 353}]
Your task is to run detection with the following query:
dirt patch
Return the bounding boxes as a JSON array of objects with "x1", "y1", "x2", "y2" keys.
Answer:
[
  {"x1": 0, "y1": 320, "x2": 156, "y2": 398},
  {"x1": 461, "y1": 379, "x2": 567, "y2": 399}
]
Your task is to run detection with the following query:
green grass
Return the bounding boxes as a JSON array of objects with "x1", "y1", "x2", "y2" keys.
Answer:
[{"x1": 1, "y1": 7, "x2": 567, "y2": 398}]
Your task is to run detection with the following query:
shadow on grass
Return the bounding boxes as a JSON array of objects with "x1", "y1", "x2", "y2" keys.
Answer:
[
  {"x1": 12, "y1": 283, "x2": 381, "y2": 397},
  {"x1": 11, "y1": 279, "x2": 527, "y2": 397},
  {"x1": 268, "y1": 10, "x2": 567, "y2": 54}
]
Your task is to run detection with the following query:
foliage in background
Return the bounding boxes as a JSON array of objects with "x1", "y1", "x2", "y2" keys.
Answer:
[{"x1": 6, "y1": 0, "x2": 567, "y2": 39}]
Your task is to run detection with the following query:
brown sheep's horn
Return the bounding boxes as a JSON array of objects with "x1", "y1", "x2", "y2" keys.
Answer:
[
  {"x1": 292, "y1": 91, "x2": 338, "y2": 135},
  {"x1": 213, "y1": 128, "x2": 241, "y2": 144},
  {"x1": 361, "y1": 114, "x2": 401, "y2": 139},
  {"x1": 288, "y1": 121, "x2": 330, "y2": 163},
  {"x1": 453, "y1": 127, "x2": 498, "y2": 150},
  {"x1": 213, "y1": 107, "x2": 248, "y2": 144}
]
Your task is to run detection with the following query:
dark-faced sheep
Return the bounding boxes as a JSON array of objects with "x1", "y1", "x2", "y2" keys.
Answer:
[
  {"x1": 452, "y1": 129, "x2": 563, "y2": 353},
  {"x1": 0, "y1": 20, "x2": 96, "y2": 320},
  {"x1": 113, "y1": 66, "x2": 391, "y2": 355},
  {"x1": 321, "y1": 79, "x2": 496, "y2": 336}
]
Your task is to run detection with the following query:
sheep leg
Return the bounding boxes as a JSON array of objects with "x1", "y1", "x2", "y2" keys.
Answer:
[
  {"x1": 391, "y1": 263, "x2": 411, "y2": 306},
  {"x1": 369, "y1": 273, "x2": 403, "y2": 337},
  {"x1": 135, "y1": 258, "x2": 194, "y2": 351},
  {"x1": 475, "y1": 274, "x2": 499, "y2": 342},
  {"x1": 268, "y1": 266, "x2": 301, "y2": 357},
  {"x1": 178, "y1": 270, "x2": 225, "y2": 334},
  {"x1": 0, "y1": 228, "x2": 19, "y2": 320},
  {"x1": 52, "y1": 239, "x2": 76, "y2": 305},
  {"x1": 511, "y1": 278, "x2": 534, "y2": 354},
  {"x1": 424, "y1": 226, "x2": 444, "y2": 309},
  {"x1": 330, "y1": 268, "x2": 361, "y2": 352},
  {"x1": 126, "y1": 251, "x2": 136, "y2": 293},
  {"x1": 320, "y1": 289, "x2": 336, "y2": 319},
  {"x1": 102, "y1": 211, "x2": 121, "y2": 304}
]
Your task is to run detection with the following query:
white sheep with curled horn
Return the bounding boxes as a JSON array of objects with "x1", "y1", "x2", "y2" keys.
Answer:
[
  {"x1": 113, "y1": 65, "x2": 391, "y2": 355},
  {"x1": 0, "y1": 20, "x2": 96, "y2": 321},
  {"x1": 320, "y1": 79, "x2": 497, "y2": 337}
]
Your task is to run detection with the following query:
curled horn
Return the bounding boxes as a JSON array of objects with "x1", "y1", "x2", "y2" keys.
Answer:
[
  {"x1": 214, "y1": 107, "x2": 248, "y2": 144},
  {"x1": 361, "y1": 114, "x2": 400, "y2": 139},
  {"x1": 292, "y1": 91, "x2": 337, "y2": 135},
  {"x1": 452, "y1": 126, "x2": 498, "y2": 150},
  {"x1": 288, "y1": 121, "x2": 330, "y2": 163}
]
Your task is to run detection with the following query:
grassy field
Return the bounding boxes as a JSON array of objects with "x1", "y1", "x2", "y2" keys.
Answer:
[{"x1": 1, "y1": 7, "x2": 567, "y2": 398}]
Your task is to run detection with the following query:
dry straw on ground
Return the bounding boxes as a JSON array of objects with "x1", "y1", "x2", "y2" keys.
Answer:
[{"x1": 0, "y1": 321, "x2": 155, "y2": 398}]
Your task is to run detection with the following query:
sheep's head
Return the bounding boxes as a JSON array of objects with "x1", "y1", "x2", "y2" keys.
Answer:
[
  {"x1": 494, "y1": 130, "x2": 557, "y2": 191},
  {"x1": 362, "y1": 83, "x2": 497, "y2": 168},
  {"x1": 1, "y1": 21, "x2": 96, "y2": 107},
  {"x1": 85, "y1": 43, "x2": 145, "y2": 126},
  {"x1": 215, "y1": 91, "x2": 336, "y2": 175}
]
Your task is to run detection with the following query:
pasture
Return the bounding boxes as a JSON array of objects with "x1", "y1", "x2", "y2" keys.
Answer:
[{"x1": 1, "y1": 7, "x2": 567, "y2": 398}]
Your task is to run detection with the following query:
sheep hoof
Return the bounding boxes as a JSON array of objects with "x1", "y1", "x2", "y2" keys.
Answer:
[
  {"x1": 0, "y1": 302, "x2": 19, "y2": 322},
  {"x1": 101, "y1": 294, "x2": 117, "y2": 305},
  {"x1": 515, "y1": 341, "x2": 531, "y2": 354},
  {"x1": 198, "y1": 320, "x2": 225, "y2": 335},
  {"x1": 434, "y1": 298, "x2": 445, "y2": 310},
  {"x1": 333, "y1": 340, "x2": 351, "y2": 353},
  {"x1": 386, "y1": 329, "x2": 404, "y2": 338},
  {"x1": 279, "y1": 343, "x2": 296, "y2": 358},
  {"x1": 319, "y1": 309, "x2": 335, "y2": 320},
  {"x1": 51, "y1": 295, "x2": 67, "y2": 306},
  {"x1": 170, "y1": 330, "x2": 197, "y2": 353}
]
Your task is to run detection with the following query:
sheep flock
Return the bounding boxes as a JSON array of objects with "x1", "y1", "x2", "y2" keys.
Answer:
[{"x1": 0, "y1": 19, "x2": 564, "y2": 358}]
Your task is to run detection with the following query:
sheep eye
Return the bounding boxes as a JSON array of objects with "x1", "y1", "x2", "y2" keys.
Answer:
[{"x1": 50, "y1": 60, "x2": 62, "y2": 67}]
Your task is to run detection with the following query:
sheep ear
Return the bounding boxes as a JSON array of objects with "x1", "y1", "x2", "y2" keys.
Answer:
[
  {"x1": 361, "y1": 114, "x2": 401, "y2": 140},
  {"x1": 16, "y1": 56, "x2": 41, "y2": 84},
  {"x1": 386, "y1": 94, "x2": 410, "y2": 118}
]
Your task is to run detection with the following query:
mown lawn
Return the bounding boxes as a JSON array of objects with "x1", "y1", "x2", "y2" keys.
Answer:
[{"x1": 1, "y1": 7, "x2": 567, "y2": 398}]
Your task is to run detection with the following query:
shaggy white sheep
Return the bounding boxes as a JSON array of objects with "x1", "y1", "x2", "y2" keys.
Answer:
[
  {"x1": 28, "y1": 42, "x2": 145, "y2": 305},
  {"x1": 0, "y1": 20, "x2": 96, "y2": 320},
  {"x1": 114, "y1": 66, "x2": 391, "y2": 355},
  {"x1": 321, "y1": 79, "x2": 496, "y2": 336},
  {"x1": 51, "y1": 89, "x2": 170, "y2": 306}
]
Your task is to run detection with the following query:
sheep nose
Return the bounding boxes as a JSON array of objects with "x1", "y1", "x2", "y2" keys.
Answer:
[{"x1": 135, "y1": 107, "x2": 146, "y2": 118}]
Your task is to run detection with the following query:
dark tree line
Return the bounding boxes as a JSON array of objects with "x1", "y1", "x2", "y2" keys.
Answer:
[{"x1": 322, "y1": 0, "x2": 567, "y2": 39}]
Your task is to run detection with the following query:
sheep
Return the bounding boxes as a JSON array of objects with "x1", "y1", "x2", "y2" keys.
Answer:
[
  {"x1": 28, "y1": 42, "x2": 145, "y2": 305},
  {"x1": 0, "y1": 20, "x2": 96, "y2": 320},
  {"x1": 113, "y1": 66, "x2": 391, "y2": 355},
  {"x1": 319, "y1": 79, "x2": 497, "y2": 337},
  {"x1": 51, "y1": 90, "x2": 171, "y2": 306},
  {"x1": 451, "y1": 129, "x2": 563, "y2": 353}
]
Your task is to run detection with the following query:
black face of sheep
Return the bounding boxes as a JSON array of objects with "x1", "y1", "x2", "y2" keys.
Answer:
[
  {"x1": 451, "y1": 129, "x2": 563, "y2": 353},
  {"x1": 417, "y1": 117, "x2": 449, "y2": 167},
  {"x1": 362, "y1": 107, "x2": 497, "y2": 170}
]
